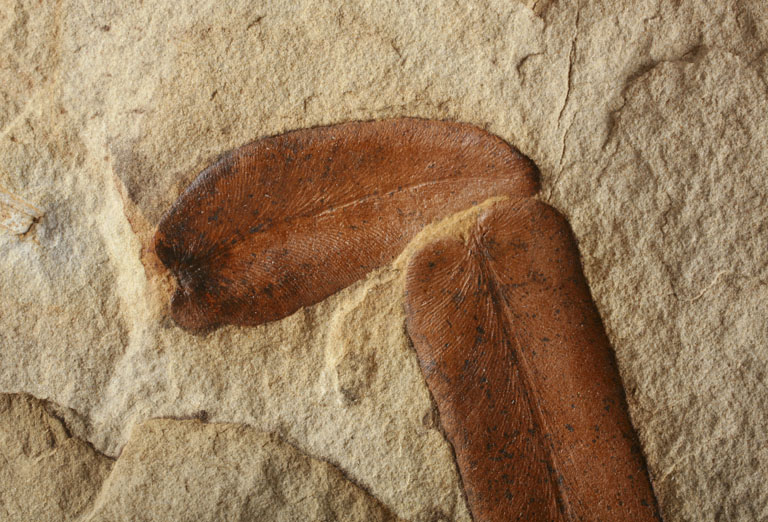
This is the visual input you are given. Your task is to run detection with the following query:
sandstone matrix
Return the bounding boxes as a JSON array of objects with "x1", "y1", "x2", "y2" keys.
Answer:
[{"x1": 1, "y1": 1, "x2": 766, "y2": 520}]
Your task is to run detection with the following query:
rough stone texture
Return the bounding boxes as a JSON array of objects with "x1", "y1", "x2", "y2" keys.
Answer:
[
  {"x1": 1, "y1": 1, "x2": 766, "y2": 520},
  {"x1": 0, "y1": 394, "x2": 112, "y2": 521},
  {"x1": 0, "y1": 394, "x2": 398, "y2": 522},
  {"x1": 85, "y1": 418, "x2": 401, "y2": 522}
]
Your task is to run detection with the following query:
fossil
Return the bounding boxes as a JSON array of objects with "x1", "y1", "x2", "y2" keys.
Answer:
[
  {"x1": 154, "y1": 118, "x2": 660, "y2": 520},
  {"x1": 154, "y1": 118, "x2": 538, "y2": 331},
  {"x1": 405, "y1": 198, "x2": 661, "y2": 521}
]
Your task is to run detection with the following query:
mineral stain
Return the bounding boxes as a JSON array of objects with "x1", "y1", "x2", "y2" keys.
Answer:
[
  {"x1": 154, "y1": 118, "x2": 538, "y2": 331},
  {"x1": 0, "y1": 185, "x2": 42, "y2": 235},
  {"x1": 405, "y1": 198, "x2": 661, "y2": 521}
]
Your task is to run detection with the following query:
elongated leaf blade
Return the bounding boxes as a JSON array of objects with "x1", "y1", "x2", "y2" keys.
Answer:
[{"x1": 405, "y1": 199, "x2": 661, "y2": 521}]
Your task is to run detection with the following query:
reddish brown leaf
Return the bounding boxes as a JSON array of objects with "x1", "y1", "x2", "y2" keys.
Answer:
[
  {"x1": 154, "y1": 119, "x2": 538, "y2": 331},
  {"x1": 405, "y1": 198, "x2": 661, "y2": 521}
]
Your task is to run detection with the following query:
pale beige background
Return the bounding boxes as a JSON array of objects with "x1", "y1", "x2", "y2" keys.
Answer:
[{"x1": 1, "y1": 1, "x2": 766, "y2": 520}]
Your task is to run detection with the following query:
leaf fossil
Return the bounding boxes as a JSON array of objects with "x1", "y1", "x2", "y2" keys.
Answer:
[
  {"x1": 405, "y1": 198, "x2": 661, "y2": 521},
  {"x1": 154, "y1": 118, "x2": 538, "y2": 331},
  {"x1": 154, "y1": 118, "x2": 661, "y2": 520}
]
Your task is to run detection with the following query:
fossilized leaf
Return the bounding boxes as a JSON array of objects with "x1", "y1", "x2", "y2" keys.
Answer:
[
  {"x1": 154, "y1": 118, "x2": 538, "y2": 331},
  {"x1": 405, "y1": 198, "x2": 661, "y2": 521}
]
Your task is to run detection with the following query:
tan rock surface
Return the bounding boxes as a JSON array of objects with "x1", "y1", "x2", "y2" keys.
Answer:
[
  {"x1": 85, "y1": 418, "x2": 401, "y2": 522},
  {"x1": 0, "y1": 394, "x2": 112, "y2": 521},
  {"x1": 1, "y1": 1, "x2": 766, "y2": 520},
  {"x1": 0, "y1": 393, "x2": 400, "y2": 521}
]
